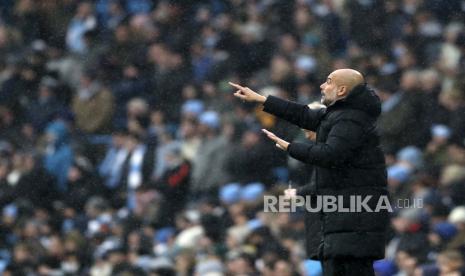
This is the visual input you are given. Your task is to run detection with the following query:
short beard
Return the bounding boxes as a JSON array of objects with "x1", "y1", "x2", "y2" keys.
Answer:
[
  {"x1": 321, "y1": 93, "x2": 336, "y2": 107},
  {"x1": 320, "y1": 88, "x2": 337, "y2": 107}
]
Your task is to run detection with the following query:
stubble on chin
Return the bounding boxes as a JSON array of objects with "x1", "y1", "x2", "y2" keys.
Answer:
[{"x1": 321, "y1": 96, "x2": 332, "y2": 107}]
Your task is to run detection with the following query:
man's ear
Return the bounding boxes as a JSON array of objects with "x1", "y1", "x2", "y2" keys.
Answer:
[{"x1": 337, "y1": 86, "x2": 347, "y2": 97}]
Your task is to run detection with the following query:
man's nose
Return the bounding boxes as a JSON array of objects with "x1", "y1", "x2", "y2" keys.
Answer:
[{"x1": 320, "y1": 83, "x2": 325, "y2": 89}]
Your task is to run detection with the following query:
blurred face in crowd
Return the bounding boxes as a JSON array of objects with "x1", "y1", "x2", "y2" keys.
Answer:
[
  {"x1": 241, "y1": 130, "x2": 260, "y2": 148},
  {"x1": 198, "y1": 123, "x2": 212, "y2": 136},
  {"x1": 280, "y1": 34, "x2": 298, "y2": 54},
  {"x1": 125, "y1": 135, "x2": 140, "y2": 151},
  {"x1": 112, "y1": 132, "x2": 127, "y2": 148},
  {"x1": 45, "y1": 131, "x2": 57, "y2": 145},
  {"x1": 179, "y1": 119, "x2": 198, "y2": 139},
  {"x1": 437, "y1": 253, "x2": 464, "y2": 275},
  {"x1": 123, "y1": 65, "x2": 139, "y2": 79},
  {"x1": 400, "y1": 71, "x2": 419, "y2": 92},
  {"x1": 175, "y1": 214, "x2": 191, "y2": 230},
  {"x1": 38, "y1": 85, "x2": 53, "y2": 100},
  {"x1": 23, "y1": 221, "x2": 41, "y2": 238},
  {"x1": 420, "y1": 70, "x2": 439, "y2": 92},
  {"x1": 294, "y1": 7, "x2": 312, "y2": 30},
  {"x1": 12, "y1": 152, "x2": 26, "y2": 171},
  {"x1": 439, "y1": 89, "x2": 464, "y2": 111},
  {"x1": 273, "y1": 260, "x2": 293, "y2": 276},
  {"x1": 76, "y1": 2, "x2": 93, "y2": 18},
  {"x1": 127, "y1": 231, "x2": 141, "y2": 250},
  {"x1": 396, "y1": 250, "x2": 418, "y2": 275},
  {"x1": 175, "y1": 252, "x2": 195, "y2": 275},
  {"x1": 148, "y1": 43, "x2": 169, "y2": 66},
  {"x1": 47, "y1": 235, "x2": 64, "y2": 257},
  {"x1": 115, "y1": 24, "x2": 130, "y2": 43},
  {"x1": 21, "y1": 67, "x2": 37, "y2": 82},
  {"x1": 67, "y1": 165, "x2": 82, "y2": 182},
  {"x1": 108, "y1": 251, "x2": 126, "y2": 266},
  {"x1": 79, "y1": 75, "x2": 93, "y2": 88},
  {"x1": 64, "y1": 237, "x2": 80, "y2": 254},
  {"x1": 391, "y1": 215, "x2": 413, "y2": 233},
  {"x1": 109, "y1": 1, "x2": 123, "y2": 16},
  {"x1": 127, "y1": 99, "x2": 149, "y2": 118},
  {"x1": 227, "y1": 256, "x2": 254, "y2": 275},
  {"x1": 149, "y1": 111, "x2": 164, "y2": 129},
  {"x1": 13, "y1": 244, "x2": 32, "y2": 263},
  {"x1": 270, "y1": 55, "x2": 292, "y2": 83}
]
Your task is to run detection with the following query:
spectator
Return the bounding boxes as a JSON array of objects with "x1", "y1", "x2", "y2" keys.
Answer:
[
  {"x1": 43, "y1": 120, "x2": 73, "y2": 193},
  {"x1": 191, "y1": 111, "x2": 230, "y2": 198},
  {"x1": 27, "y1": 76, "x2": 63, "y2": 131},
  {"x1": 438, "y1": 87, "x2": 465, "y2": 145},
  {"x1": 72, "y1": 70, "x2": 114, "y2": 134},
  {"x1": 119, "y1": 132, "x2": 155, "y2": 210},
  {"x1": 66, "y1": 1, "x2": 97, "y2": 54},
  {"x1": 65, "y1": 156, "x2": 105, "y2": 212},
  {"x1": 226, "y1": 126, "x2": 274, "y2": 185},
  {"x1": 153, "y1": 143, "x2": 191, "y2": 227},
  {"x1": 6, "y1": 150, "x2": 57, "y2": 211},
  {"x1": 99, "y1": 128, "x2": 129, "y2": 191},
  {"x1": 12, "y1": 0, "x2": 42, "y2": 44},
  {"x1": 111, "y1": 63, "x2": 151, "y2": 129},
  {"x1": 379, "y1": 70, "x2": 429, "y2": 153}
]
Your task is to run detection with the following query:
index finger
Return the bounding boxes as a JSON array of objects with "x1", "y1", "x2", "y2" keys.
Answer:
[
  {"x1": 261, "y1": 129, "x2": 275, "y2": 135},
  {"x1": 261, "y1": 129, "x2": 271, "y2": 135},
  {"x1": 228, "y1": 82, "x2": 244, "y2": 90}
]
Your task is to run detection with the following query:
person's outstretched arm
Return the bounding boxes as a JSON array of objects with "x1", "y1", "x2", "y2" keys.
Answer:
[
  {"x1": 229, "y1": 82, "x2": 324, "y2": 131},
  {"x1": 287, "y1": 116, "x2": 366, "y2": 168},
  {"x1": 262, "y1": 114, "x2": 367, "y2": 168}
]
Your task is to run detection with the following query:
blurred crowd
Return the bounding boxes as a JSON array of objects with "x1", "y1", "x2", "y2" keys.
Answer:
[{"x1": 1, "y1": 0, "x2": 465, "y2": 275}]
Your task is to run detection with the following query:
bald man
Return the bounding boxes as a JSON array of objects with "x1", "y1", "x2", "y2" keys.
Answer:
[{"x1": 230, "y1": 69, "x2": 389, "y2": 276}]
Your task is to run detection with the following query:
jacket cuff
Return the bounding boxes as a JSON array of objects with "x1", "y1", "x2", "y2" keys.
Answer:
[{"x1": 263, "y1": 95, "x2": 287, "y2": 114}]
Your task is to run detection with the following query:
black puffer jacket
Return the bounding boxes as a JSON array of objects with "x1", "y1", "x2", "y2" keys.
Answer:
[{"x1": 263, "y1": 83, "x2": 389, "y2": 260}]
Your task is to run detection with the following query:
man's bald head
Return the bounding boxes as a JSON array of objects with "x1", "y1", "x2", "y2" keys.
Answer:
[
  {"x1": 330, "y1": 69, "x2": 365, "y2": 93},
  {"x1": 319, "y1": 68, "x2": 365, "y2": 106}
]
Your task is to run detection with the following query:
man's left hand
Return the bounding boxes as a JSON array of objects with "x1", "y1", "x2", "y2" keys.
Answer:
[{"x1": 262, "y1": 129, "x2": 290, "y2": 151}]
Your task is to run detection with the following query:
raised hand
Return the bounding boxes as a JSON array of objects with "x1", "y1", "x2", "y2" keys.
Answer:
[
  {"x1": 229, "y1": 82, "x2": 267, "y2": 103},
  {"x1": 262, "y1": 128, "x2": 290, "y2": 151}
]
